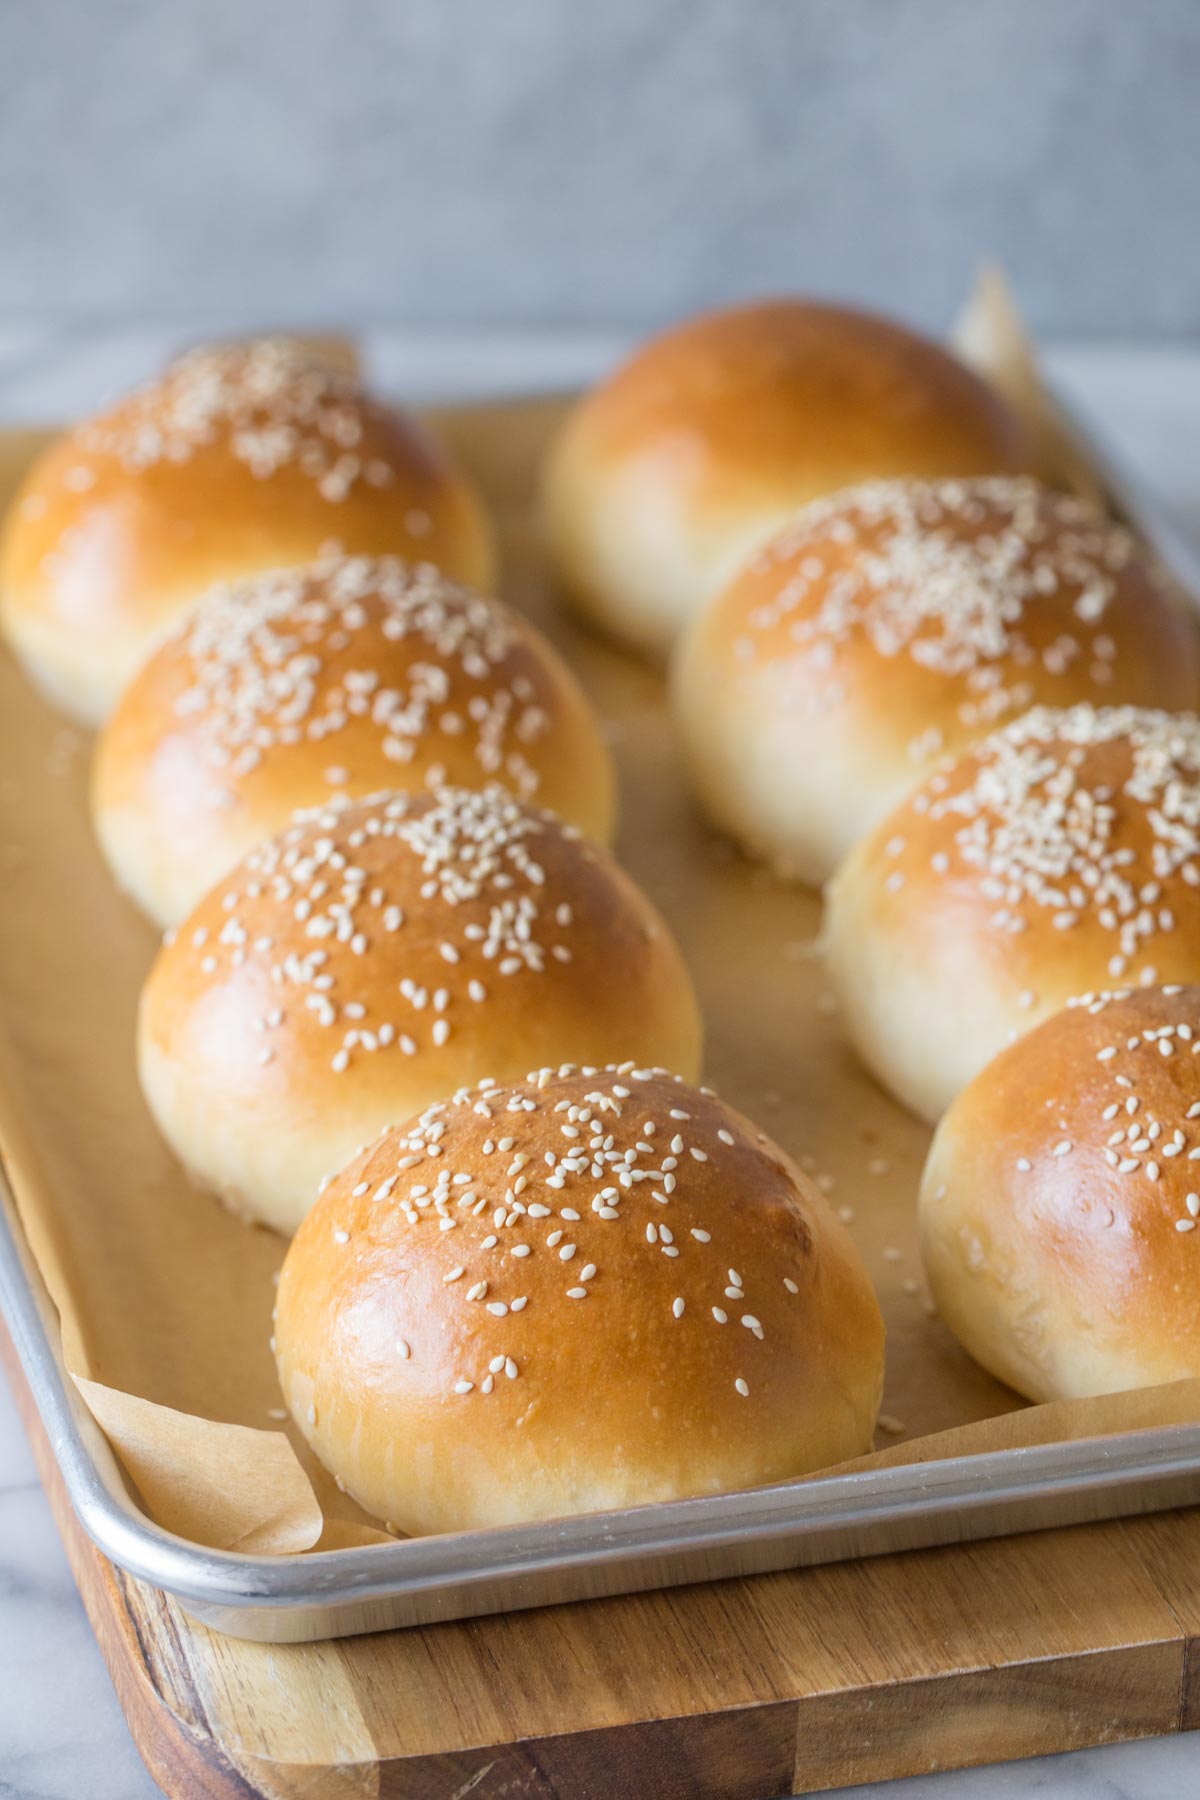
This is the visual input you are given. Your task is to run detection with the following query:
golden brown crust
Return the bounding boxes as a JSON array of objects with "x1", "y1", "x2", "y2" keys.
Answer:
[
  {"x1": 542, "y1": 299, "x2": 1037, "y2": 658},
  {"x1": 93, "y1": 555, "x2": 616, "y2": 925},
  {"x1": 674, "y1": 478, "x2": 1200, "y2": 883},
  {"x1": 274, "y1": 1066, "x2": 885, "y2": 1534},
  {"x1": 826, "y1": 705, "x2": 1200, "y2": 1122},
  {"x1": 0, "y1": 340, "x2": 495, "y2": 723},
  {"x1": 921, "y1": 986, "x2": 1200, "y2": 1400},
  {"x1": 138, "y1": 787, "x2": 702, "y2": 1234}
]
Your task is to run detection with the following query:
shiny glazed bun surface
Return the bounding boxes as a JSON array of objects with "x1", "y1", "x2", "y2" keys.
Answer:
[
  {"x1": 674, "y1": 477, "x2": 1198, "y2": 883},
  {"x1": 138, "y1": 787, "x2": 702, "y2": 1234},
  {"x1": 94, "y1": 555, "x2": 616, "y2": 925},
  {"x1": 275, "y1": 1065, "x2": 884, "y2": 1534},
  {"x1": 542, "y1": 299, "x2": 1036, "y2": 659},
  {"x1": 921, "y1": 986, "x2": 1200, "y2": 1401},
  {"x1": 827, "y1": 705, "x2": 1200, "y2": 1122},
  {"x1": 0, "y1": 339, "x2": 495, "y2": 722}
]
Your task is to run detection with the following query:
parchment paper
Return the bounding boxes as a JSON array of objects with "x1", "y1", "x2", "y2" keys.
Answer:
[{"x1": 1, "y1": 276, "x2": 1196, "y2": 1559}]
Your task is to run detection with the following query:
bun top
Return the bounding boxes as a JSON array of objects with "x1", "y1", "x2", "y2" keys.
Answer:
[
  {"x1": 942, "y1": 983, "x2": 1200, "y2": 1233},
  {"x1": 0, "y1": 339, "x2": 495, "y2": 722},
  {"x1": 542, "y1": 299, "x2": 1037, "y2": 656},
  {"x1": 921, "y1": 984, "x2": 1200, "y2": 1398},
  {"x1": 93, "y1": 554, "x2": 616, "y2": 923},
  {"x1": 139, "y1": 786, "x2": 703, "y2": 1231},
  {"x1": 146, "y1": 784, "x2": 698, "y2": 1101},
  {"x1": 274, "y1": 1065, "x2": 884, "y2": 1532},
  {"x1": 568, "y1": 300, "x2": 1032, "y2": 493},
  {"x1": 700, "y1": 477, "x2": 1198, "y2": 761},
  {"x1": 840, "y1": 703, "x2": 1200, "y2": 1000}
]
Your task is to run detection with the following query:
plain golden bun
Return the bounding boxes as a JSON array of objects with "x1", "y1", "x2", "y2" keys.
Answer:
[
  {"x1": 541, "y1": 298, "x2": 1036, "y2": 659},
  {"x1": 0, "y1": 339, "x2": 495, "y2": 724},
  {"x1": 826, "y1": 705, "x2": 1200, "y2": 1124},
  {"x1": 93, "y1": 555, "x2": 616, "y2": 926},
  {"x1": 274, "y1": 1064, "x2": 884, "y2": 1534},
  {"x1": 921, "y1": 986, "x2": 1200, "y2": 1400},
  {"x1": 138, "y1": 787, "x2": 702, "y2": 1235},
  {"x1": 673, "y1": 478, "x2": 1199, "y2": 884}
]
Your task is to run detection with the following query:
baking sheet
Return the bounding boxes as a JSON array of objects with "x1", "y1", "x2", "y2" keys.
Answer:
[{"x1": 2, "y1": 282, "x2": 1200, "y2": 1567}]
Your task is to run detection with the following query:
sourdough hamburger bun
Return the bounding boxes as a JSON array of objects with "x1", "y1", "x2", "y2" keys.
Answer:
[
  {"x1": 921, "y1": 986, "x2": 1200, "y2": 1400},
  {"x1": 542, "y1": 298, "x2": 1036, "y2": 659},
  {"x1": 0, "y1": 339, "x2": 494, "y2": 723},
  {"x1": 93, "y1": 555, "x2": 616, "y2": 925},
  {"x1": 826, "y1": 705, "x2": 1200, "y2": 1123},
  {"x1": 274, "y1": 1065, "x2": 885, "y2": 1534},
  {"x1": 138, "y1": 787, "x2": 701, "y2": 1234},
  {"x1": 673, "y1": 478, "x2": 1198, "y2": 883}
]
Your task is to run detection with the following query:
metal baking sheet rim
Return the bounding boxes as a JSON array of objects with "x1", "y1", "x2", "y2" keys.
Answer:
[
  {"x1": 3, "y1": 385, "x2": 1200, "y2": 1644},
  {"x1": 6, "y1": 1151, "x2": 1200, "y2": 1643}
]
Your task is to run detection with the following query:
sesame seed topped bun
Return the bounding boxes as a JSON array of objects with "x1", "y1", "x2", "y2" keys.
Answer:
[
  {"x1": 0, "y1": 339, "x2": 495, "y2": 724},
  {"x1": 673, "y1": 478, "x2": 1199, "y2": 884},
  {"x1": 921, "y1": 986, "x2": 1200, "y2": 1401},
  {"x1": 138, "y1": 787, "x2": 702, "y2": 1235},
  {"x1": 274, "y1": 1065, "x2": 884, "y2": 1535},
  {"x1": 826, "y1": 705, "x2": 1200, "y2": 1123},
  {"x1": 93, "y1": 555, "x2": 616, "y2": 926},
  {"x1": 541, "y1": 299, "x2": 1036, "y2": 660}
]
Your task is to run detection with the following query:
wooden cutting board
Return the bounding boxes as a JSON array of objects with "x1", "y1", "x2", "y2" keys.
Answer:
[
  {"x1": 3, "y1": 385, "x2": 1200, "y2": 1796},
  {"x1": 5, "y1": 1317, "x2": 1200, "y2": 1797}
]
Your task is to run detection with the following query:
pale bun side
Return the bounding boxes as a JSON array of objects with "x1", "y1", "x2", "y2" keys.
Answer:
[
  {"x1": 274, "y1": 1066, "x2": 885, "y2": 1535},
  {"x1": 93, "y1": 555, "x2": 617, "y2": 926},
  {"x1": 674, "y1": 477, "x2": 1199, "y2": 884},
  {"x1": 826, "y1": 705, "x2": 1200, "y2": 1123},
  {"x1": 0, "y1": 339, "x2": 495, "y2": 723},
  {"x1": 138, "y1": 787, "x2": 702, "y2": 1235},
  {"x1": 542, "y1": 298, "x2": 1037, "y2": 659},
  {"x1": 921, "y1": 986, "x2": 1200, "y2": 1401}
]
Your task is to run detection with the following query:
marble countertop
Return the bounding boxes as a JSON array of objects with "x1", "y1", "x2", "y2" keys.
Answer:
[{"x1": 2, "y1": 328, "x2": 1200, "y2": 1800}]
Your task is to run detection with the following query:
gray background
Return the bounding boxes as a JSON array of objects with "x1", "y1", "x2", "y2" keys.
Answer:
[{"x1": 1, "y1": 0, "x2": 1198, "y2": 341}]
